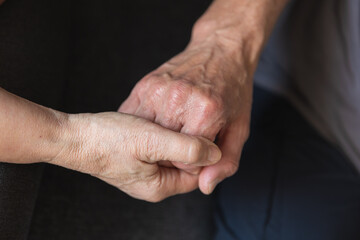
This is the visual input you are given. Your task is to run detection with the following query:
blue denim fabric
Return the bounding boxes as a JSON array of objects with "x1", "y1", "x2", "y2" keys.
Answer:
[{"x1": 215, "y1": 86, "x2": 360, "y2": 240}]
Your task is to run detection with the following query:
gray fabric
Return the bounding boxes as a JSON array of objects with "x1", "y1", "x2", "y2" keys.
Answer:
[
  {"x1": 255, "y1": 0, "x2": 360, "y2": 172},
  {"x1": 215, "y1": 86, "x2": 360, "y2": 240}
]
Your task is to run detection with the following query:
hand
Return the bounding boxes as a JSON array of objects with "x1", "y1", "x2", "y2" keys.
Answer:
[
  {"x1": 50, "y1": 112, "x2": 221, "y2": 202},
  {"x1": 118, "y1": 0, "x2": 288, "y2": 195},
  {"x1": 119, "y1": 38, "x2": 254, "y2": 195}
]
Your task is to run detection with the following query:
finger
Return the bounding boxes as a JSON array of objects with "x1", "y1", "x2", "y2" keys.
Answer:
[
  {"x1": 172, "y1": 120, "x2": 219, "y2": 175},
  {"x1": 171, "y1": 162, "x2": 202, "y2": 175},
  {"x1": 154, "y1": 113, "x2": 183, "y2": 132},
  {"x1": 180, "y1": 111, "x2": 225, "y2": 142},
  {"x1": 158, "y1": 161, "x2": 201, "y2": 176},
  {"x1": 152, "y1": 84, "x2": 186, "y2": 132},
  {"x1": 118, "y1": 93, "x2": 140, "y2": 114},
  {"x1": 120, "y1": 100, "x2": 156, "y2": 122},
  {"x1": 134, "y1": 104, "x2": 156, "y2": 122},
  {"x1": 152, "y1": 166, "x2": 199, "y2": 201},
  {"x1": 120, "y1": 94, "x2": 157, "y2": 121},
  {"x1": 138, "y1": 124, "x2": 222, "y2": 167},
  {"x1": 199, "y1": 121, "x2": 249, "y2": 195},
  {"x1": 123, "y1": 89, "x2": 158, "y2": 121},
  {"x1": 159, "y1": 158, "x2": 202, "y2": 175}
]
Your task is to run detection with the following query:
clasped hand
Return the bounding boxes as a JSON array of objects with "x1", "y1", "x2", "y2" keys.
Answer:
[{"x1": 119, "y1": 38, "x2": 252, "y2": 195}]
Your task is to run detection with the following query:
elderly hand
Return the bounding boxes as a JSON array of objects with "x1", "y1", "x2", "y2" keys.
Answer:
[
  {"x1": 0, "y1": 87, "x2": 221, "y2": 202},
  {"x1": 118, "y1": 0, "x2": 289, "y2": 195},
  {"x1": 119, "y1": 36, "x2": 254, "y2": 194},
  {"x1": 50, "y1": 112, "x2": 221, "y2": 202}
]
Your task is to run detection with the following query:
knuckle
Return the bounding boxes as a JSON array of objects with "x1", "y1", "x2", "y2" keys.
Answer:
[
  {"x1": 167, "y1": 80, "x2": 192, "y2": 107},
  {"x1": 196, "y1": 93, "x2": 224, "y2": 119},
  {"x1": 148, "y1": 77, "x2": 167, "y2": 98},
  {"x1": 136, "y1": 74, "x2": 165, "y2": 98},
  {"x1": 138, "y1": 75, "x2": 169, "y2": 112},
  {"x1": 202, "y1": 97, "x2": 220, "y2": 113},
  {"x1": 133, "y1": 77, "x2": 151, "y2": 95}
]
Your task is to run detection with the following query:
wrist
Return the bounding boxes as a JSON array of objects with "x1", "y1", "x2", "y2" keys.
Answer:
[
  {"x1": 47, "y1": 112, "x2": 86, "y2": 171},
  {"x1": 190, "y1": 20, "x2": 264, "y2": 74},
  {"x1": 48, "y1": 113, "x2": 111, "y2": 176},
  {"x1": 190, "y1": 0, "x2": 288, "y2": 70}
]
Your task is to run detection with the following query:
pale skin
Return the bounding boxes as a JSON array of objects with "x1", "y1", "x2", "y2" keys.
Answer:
[
  {"x1": 0, "y1": 0, "x2": 287, "y2": 201},
  {"x1": 0, "y1": 88, "x2": 221, "y2": 202},
  {"x1": 119, "y1": 0, "x2": 288, "y2": 194}
]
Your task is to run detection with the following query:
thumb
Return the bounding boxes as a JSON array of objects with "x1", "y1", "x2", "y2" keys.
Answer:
[
  {"x1": 199, "y1": 120, "x2": 249, "y2": 195},
  {"x1": 137, "y1": 124, "x2": 222, "y2": 167}
]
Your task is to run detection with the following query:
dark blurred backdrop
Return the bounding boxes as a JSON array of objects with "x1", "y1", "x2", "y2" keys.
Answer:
[{"x1": 0, "y1": 0, "x2": 215, "y2": 239}]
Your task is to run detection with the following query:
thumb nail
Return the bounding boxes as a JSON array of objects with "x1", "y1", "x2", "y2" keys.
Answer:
[{"x1": 208, "y1": 145, "x2": 222, "y2": 163}]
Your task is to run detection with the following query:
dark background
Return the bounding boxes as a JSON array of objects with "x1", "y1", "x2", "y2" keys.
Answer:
[{"x1": 0, "y1": 0, "x2": 215, "y2": 239}]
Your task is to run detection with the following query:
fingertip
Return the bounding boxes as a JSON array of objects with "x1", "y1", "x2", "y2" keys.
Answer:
[
  {"x1": 208, "y1": 178, "x2": 221, "y2": 194},
  {"x1": 199, "y1": 170, "x2": 217, "y2": 195},
  {"x1": 200, "y1": 177, "x2": 221, "y2": 195},
  {"x1": 158, "y1": 167, "x2": 200, "y2": 197},
  {"x1": 199, "y1": 179, "x2": 219, "y2": 195},
  {"x1": 199, "y1": 184, "x2": 211, "y2": 195}
]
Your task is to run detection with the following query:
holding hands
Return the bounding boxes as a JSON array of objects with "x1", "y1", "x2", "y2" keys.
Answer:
[
  {"x1": 119, "y1": 25, "x2": 254, "y2": 195},
  {"x1": 0, "y1": 87, "x2": 221, "y2": 202},
  {"x1": 118, "y1": 0, "x2": 289, "y2": 195},
  {"x1": 0, "y1": 0, "x2": 287, "y2": 202}
]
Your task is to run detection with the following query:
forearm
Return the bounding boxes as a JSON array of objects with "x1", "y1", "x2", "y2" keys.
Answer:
[
  {"x1": 0, "y1": 88, "x2": 67, "y2": 164},
  {"x1": 190, "y1": 0, "x2": 289, "y2": 69}
]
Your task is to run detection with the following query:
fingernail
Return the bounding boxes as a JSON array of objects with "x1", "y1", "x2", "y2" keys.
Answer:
[
  {"x1": 208, "y1": 179, "x2": 220, "y2": 194},
  {"x1": 208, "y1": 145, "x2": 222, "y2": 163}
]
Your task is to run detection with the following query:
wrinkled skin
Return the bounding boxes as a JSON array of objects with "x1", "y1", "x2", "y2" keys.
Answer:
[
  {"x1": 51, "y1": 112, "x2": 221, "y2": 202},
  {"x1": 119, "y1": 39, "x2": 253, "y2": 194}
]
